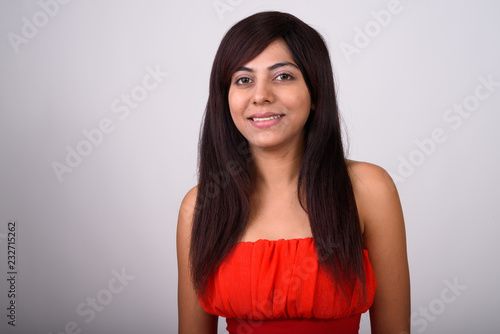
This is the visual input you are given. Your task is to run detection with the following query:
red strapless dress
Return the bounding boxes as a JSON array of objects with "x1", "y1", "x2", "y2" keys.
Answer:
[{"x1": 198, "y1": 237, "x2": 376, "y2": 334}]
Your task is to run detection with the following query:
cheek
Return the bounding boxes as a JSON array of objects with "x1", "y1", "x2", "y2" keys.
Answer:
[
  {"x1": 228, "y1": 91, "x2": 241, "y2": 114},
  {"x1": 287, "y1": 90, "x2": 312, "y2": 113},
  {"x1": 228, "y1": 92, "x2": 246, "y2": 128},
  {"x1": 228, "y1": 93, "x2": 250, "y2": 126}
]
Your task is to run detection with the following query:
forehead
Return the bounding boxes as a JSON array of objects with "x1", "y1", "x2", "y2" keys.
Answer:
[{"x1": 239, "y1": 40, "x2": 295, "y2": 67}]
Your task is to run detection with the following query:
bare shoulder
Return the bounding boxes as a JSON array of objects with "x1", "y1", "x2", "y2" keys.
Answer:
[
  {"x1": 177, "y1": 185, "x2": 198, "y2": 263},
  {"x1": 177, "y1": 185, "x2": 218, "y2": 333},
  {"x1": 346, "y1": 159, "x2": 397, "y2": 195},
  {"x1": 346, "y1": 160, "x2": 411, "y2": 332},
  {"x1": 180, "y1": 185, "x2": 199, "y2": 213},
  {"x1": 345, "y1": 159, "x2": 401, "y2": 232},
  {"x1": 177, "y1": 185, "x2": 199, "y2": 236},
  {"x1": 177, "y1": 185, "x2": 197, "y2": 251}
]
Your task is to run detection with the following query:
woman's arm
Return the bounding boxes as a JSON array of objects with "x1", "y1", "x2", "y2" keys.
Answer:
[
  {"x1": 177, "y1": 186, "x2": 219, "y2": 334},
  {"x1": 350, "y1": 161, "x2": 411, "y2": 333}
]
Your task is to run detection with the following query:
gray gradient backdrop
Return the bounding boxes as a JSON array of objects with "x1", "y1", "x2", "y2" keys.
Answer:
[{"x1": 1, "y1": 0, "x2": 499, "y2": 333}]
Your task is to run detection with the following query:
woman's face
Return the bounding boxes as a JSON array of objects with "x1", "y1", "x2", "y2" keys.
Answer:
[{"x1": 228, "y1": 40, "x2": 312, "y2": 152}]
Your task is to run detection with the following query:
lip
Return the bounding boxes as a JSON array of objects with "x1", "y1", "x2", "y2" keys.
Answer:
[{"x1": 248, "y1": 113, "x2": 285, "y2": 129}]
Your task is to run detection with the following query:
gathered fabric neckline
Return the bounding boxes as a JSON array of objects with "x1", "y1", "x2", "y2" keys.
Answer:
[
  {"x1": 199, "y1": 235, "x2": 376, "y2": 323},
  {"x1": 236, "y1": 236, "x2": 314, "y2": 244}
]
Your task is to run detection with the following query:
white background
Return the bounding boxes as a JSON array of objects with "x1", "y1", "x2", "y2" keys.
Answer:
[{"x1": 0, "y1": 0, "x2": 499, "y2": 333}]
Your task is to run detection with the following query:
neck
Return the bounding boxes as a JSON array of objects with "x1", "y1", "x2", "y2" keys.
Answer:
[{"x1": 250, "y1": 137, "x2": 305, "y2": 191}]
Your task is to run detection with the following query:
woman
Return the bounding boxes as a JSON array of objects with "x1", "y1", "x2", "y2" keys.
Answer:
[{"x1": 177, "y1": 11, "x2": 410, "y2": 334}]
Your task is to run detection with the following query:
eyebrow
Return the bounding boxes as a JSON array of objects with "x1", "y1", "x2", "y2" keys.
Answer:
[{"x1": 235, "y1": 62, "x2": 299, "y2": 73}]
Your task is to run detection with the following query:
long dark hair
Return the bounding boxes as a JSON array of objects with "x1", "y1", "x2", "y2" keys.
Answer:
[{"x1": 191, "y1": 11, "x2": 365, "y2": 297}]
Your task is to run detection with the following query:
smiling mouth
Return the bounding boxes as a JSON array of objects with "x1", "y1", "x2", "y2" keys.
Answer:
[{"x1": 250, "y1": 114, "x2": 284, "y2": 122}]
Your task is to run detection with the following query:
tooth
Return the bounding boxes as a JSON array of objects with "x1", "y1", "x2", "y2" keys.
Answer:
[{"x1": 252, "y1": 115, "x2": 282, "y2": 121}]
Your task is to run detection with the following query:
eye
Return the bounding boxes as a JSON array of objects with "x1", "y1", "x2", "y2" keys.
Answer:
[
  {"x1": 276, "y1": 73, "x2": 293, "y2": 81},
  {"x1": 235, "y1": 77, "x2": 252, "y2": 85}
]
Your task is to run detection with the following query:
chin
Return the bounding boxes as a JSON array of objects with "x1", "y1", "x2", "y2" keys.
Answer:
[{"x1": 250, "y1": 139, "x2": 287, "y2": 151}]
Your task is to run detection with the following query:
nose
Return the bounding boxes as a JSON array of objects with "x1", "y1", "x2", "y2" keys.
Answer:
[{"x1": 252, "y1": 80, "x2": 274, "y2": 105}]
